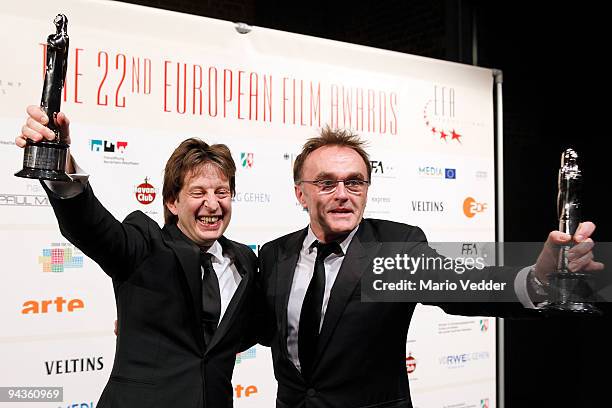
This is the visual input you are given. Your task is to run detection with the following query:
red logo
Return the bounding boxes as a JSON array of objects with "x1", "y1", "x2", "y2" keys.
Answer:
[
  {"x1": 135, "y1": 178, "x2": 156, "y2": 205},
  {"x1": 406, "y1": 353, "x2": 417, "y2": 374}
]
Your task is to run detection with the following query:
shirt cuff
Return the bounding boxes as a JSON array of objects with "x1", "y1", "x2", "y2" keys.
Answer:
[
  {"x1": 514, "y1": 265, "x2": 537, "y2": 309},
  {"x1": 42, "y1": 157, "x2": 89, "y2": 199}
]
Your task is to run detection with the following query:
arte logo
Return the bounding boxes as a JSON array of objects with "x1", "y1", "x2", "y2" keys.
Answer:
[
  {"x1": 411, "y1": 200, "x2": 444, "y2": 212},
  {"x1": 463, "y1": 197, "x2": 487, "y2": 218},
  {"x1": 135, "y1": 178, "x2": 156, "y2": 205},
  {"x1": 234, "y1": 384, "x2": 258, "y2": 398},
  {"x1": 480, "y1": 319, "x2": 489, "y2": 332},
  {"x1": 418, "y1": 166, "x2": 456, "y2": 179},
  {"x1": 241, "y1": 152, "x2": 254, "y2": 168},
  {"x1": 481, "y1": 398, "x2": 490, "y2": 408},
  {"x1": 422, "y1": 85, "x2": 463, "y2": 144},
  {"x1": 89, "y1": 139, "x2": 127, "y2": 153},
  {"x1": 22, "y1": 296, "x2": 85, "y2": 314},
  {"x1": 39, "y1": 243, "x2": 83, "y2": 272},
  {"x1": 44, "y1": 356, "x2": 103, "y2": 375},
  {"x1": 406, "y1": 352, "x2": 417, "y2": 374},
  {"x1": 236, "y1": 346, "x2": 257, "y2": 364}
]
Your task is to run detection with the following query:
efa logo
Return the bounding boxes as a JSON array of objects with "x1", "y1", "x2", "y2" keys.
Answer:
[
  {"x1": 22, "y1": 296, "x2": 84, "y2": 314},
  {"x1": 135, "y1": 178, "x2": 156, "y2": 205},
  {"x1": 463, "y1": 197, "x2": 487, "y2": 218},
  {"x1": 406, "y1": 353, "x2": 417, "y2": 374}
]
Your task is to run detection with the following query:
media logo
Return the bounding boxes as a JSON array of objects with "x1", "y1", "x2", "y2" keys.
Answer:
[
  {"x1": 135, "y1": 178, "x2": 156, "y2": 205},
  {"x1": 418, "y1": 166, "x2": 456, "y2": 179},
  {"x1": 463, "y1": 197, "x2": 487, "y2": 218},
  {"x1": 480, "y1": 319, "x2": 489, "y2": 332},
  {"x1": 44, "y1": 356, "x2": 103, "y2": 375},
  {"x1": 22, "y1": 296, "x2": 85, "y2": 314},
  {"x1": 423, "y1": 85, "x2": 464, "y2": 144},
  {"x1": 411, "y1": 200, "x2": 444, "y2": 212},
  {"x1": 241, "y1": 152, "x2": 254, "y2": 168},
  {"x1": 39, "y1": 243, "x2": 83, "y2": 273},
  {"x1": 236, "y1": 346, "x2": 257, "y2": 364},
  {"x1": 406, "y1": 352, "x2": 417, "y2": 374},
  {"x1": 89, "y1": 139, "x2": 127, "y2": 153}
]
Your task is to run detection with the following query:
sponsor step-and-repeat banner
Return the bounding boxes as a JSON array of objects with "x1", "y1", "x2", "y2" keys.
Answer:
[{"x1": 1, "y1": 0, "x2": 497, "y2": 406}]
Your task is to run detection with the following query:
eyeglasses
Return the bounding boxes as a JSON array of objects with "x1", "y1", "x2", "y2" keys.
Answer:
[{"x1": 299, "y1": 179, "x2": 370, "y2": 194}]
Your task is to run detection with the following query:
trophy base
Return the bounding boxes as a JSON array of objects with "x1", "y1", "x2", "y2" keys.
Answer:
[
  {"x1": 14, "y1": 140, "x2": 71, "y2": 182},
  {"x1": 536, "y1": 271, "x2": 603, "y2": 316}
]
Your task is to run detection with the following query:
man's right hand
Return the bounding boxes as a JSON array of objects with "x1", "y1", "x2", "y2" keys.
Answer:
[{"x1": 16, "y1": 105, "x2": 73, "y2": 173}]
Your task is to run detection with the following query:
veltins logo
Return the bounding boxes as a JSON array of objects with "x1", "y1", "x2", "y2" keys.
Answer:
[
  {"x1": 89, "y1": 139, "x2": 127, "y2": 153},
  {"x1": 135, "y1": 178, "x2": 156, "y2": 205},
  {"x1": 480, "y1": 319, "x2": 489, "y2": 332},
  {"x1": 236, "y1": 346, "x2": 257, "y2": 364},
  {"x1": 481, "y1": 398, "x2": 490, "y2": 408},
  {"x1": 241, "y1": 152, "x2": 254, "y2": 168},
  {"x1": 406, "y1": 352, "x2": 417, "y2": 374},
  {"x1": 463, "y1": 197, "x2": 487, "y2": 218},
  {"x1": 39, "y1": 243, "x2": 83, "y2": 273},
  {"x1": 22, "y1": 296, "x2": 85, "y2": 314},
  {"x1": 45, "y1": 356, "x2": 103, "y2": 375}
]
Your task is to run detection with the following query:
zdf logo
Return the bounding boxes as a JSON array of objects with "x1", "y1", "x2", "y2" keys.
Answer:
[{"x1": 463, "y1": 197, "x2": 487, "y2": 218}]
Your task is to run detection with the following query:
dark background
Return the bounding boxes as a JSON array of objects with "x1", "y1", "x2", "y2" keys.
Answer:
[{"x1": 111, "y1": 1, "x2": 610, "y2": 406}]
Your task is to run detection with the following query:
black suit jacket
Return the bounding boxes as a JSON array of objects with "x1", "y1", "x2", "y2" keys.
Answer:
[
  {"x1": 258, "y1": 218, "x2": 524, "y2": 408},
  {"x1": 45, "y1": 183, "x2": 258, "y2": 408}
]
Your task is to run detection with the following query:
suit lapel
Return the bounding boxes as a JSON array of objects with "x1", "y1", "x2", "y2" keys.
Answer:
[
  {"x1": 276, "y1": 228, "x2": 307, "y2": 359},
  {"x1": 205, "y1": 237, "x2": 251, "y2": 354},
  {"x1": 164, "y1": 224, "x2": 204, "y2": 350},
  {"x1": 313, "y1": 221, "x2": 381, "y2": 369}
]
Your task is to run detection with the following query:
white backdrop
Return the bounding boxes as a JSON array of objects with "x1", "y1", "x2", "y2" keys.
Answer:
[{"x1": 0, "y1": 1, "x2": 497, "y2": 407}]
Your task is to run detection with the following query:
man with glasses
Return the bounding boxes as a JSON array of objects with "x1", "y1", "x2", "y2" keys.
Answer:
[{"x1": 257, "y1": 127, "x2": 601, "y2": 408}]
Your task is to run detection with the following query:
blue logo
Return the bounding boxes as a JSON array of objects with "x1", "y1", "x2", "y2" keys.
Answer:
[{"x1": 444, "y1": 168, "x2": 456, "y2": 179}]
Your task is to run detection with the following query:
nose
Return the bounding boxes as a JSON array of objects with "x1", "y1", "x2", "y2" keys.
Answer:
[
  {"x1": 203, "y1": 194, "x2": 219, "y2": 211},
  {"x1": 334, "y1": 181, "x2": 349, "y2": 200}
]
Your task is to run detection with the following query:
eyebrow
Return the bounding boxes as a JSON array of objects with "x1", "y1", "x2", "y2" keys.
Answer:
[{"x1": 314, "y1": 172, "x2": 366, "y2": 180}]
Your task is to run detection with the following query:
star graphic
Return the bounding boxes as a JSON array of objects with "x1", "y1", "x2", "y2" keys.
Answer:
[
  {"x1": 431, "y1": 127, "x2": 437, "y2": 135},
  {"x1": 451, "y1": 129, "x2": 462, "y2": 143},
  {"x1": 439, "y1": 130, "x2": 447, "y2": 141}
]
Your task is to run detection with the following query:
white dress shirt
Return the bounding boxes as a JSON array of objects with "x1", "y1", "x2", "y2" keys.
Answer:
[{"x1": 203, "y1": 240, "x2": 242, "y2": 323}]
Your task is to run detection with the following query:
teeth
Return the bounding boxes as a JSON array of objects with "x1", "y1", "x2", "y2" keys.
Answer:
[{"x1": 198, "y1": 216, "x2": 220, "y2": 223}]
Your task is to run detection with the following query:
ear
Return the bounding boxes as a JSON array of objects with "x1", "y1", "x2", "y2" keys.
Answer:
[
  {"x1": 294, "y1": 184, "x2": 308, "y2": 210},
  {"x1": 166, "y1": 198, "x2": 179, "y2": 216}
]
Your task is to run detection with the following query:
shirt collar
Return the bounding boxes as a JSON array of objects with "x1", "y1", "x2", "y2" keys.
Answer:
[
  {"x1": 204, "y1": 240, "x2": 224, "y2": 264},
  {"x1": 303, "y1": 224, "x2": 359, "y2": 255}
]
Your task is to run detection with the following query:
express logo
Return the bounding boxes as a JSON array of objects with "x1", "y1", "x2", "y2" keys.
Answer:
[
  {"x1": 89, "y1": 139, "x2": 127, "y2": 153},
  {"x1": 406, "y1": 352, "x2": 417, "y2": 374},
  {"x1": 241, "y1": 152, "x2": 254, "y2": 168},
  {"x1": 39, "y1": 243, "x2": 83, "y2": 273},
  {"x1": 422, "y1": 85, "x2": 463, "y2": 144},
  {"x1": 235, "y1": 346, "x2": 257, "y2": 364},
  {"x1": 135, "y1": 178, "x2": 156, "y2": 205},
  {"x1": 463, "y1": 197, "x2": 487, "y2": 218}
]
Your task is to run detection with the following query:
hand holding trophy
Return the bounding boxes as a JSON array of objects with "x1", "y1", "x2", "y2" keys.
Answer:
[
  {"x1": 538, "y1": 149, "x2": 602, "y2": 315},
  {"x1": 15, "y1": 14, "x2": 71, "y2": 181}
]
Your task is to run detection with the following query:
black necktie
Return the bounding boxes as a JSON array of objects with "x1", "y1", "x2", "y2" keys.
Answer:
[
  {"x1": 298, "y1": 240, "x2": 341, "y2": 379},
  {"x1": 200, "y1": 252, "x2": 221, "y2": 348}
]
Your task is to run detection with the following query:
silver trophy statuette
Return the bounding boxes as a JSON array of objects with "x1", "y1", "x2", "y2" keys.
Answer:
[
  {"x1": 539, "y1": 149, "x2": 601, "y2": 315},
  {"x1": 15, "y1": 14, "x2": 71, "y2": 182}
]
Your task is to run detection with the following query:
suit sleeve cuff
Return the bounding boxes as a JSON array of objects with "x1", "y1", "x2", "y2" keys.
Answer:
[
  {"x1": 42, "y1": 157, "x2": 89, "y2": 199},
  {"x1": 514, "y1": 265, "x2": 537, "y2": 309}
]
